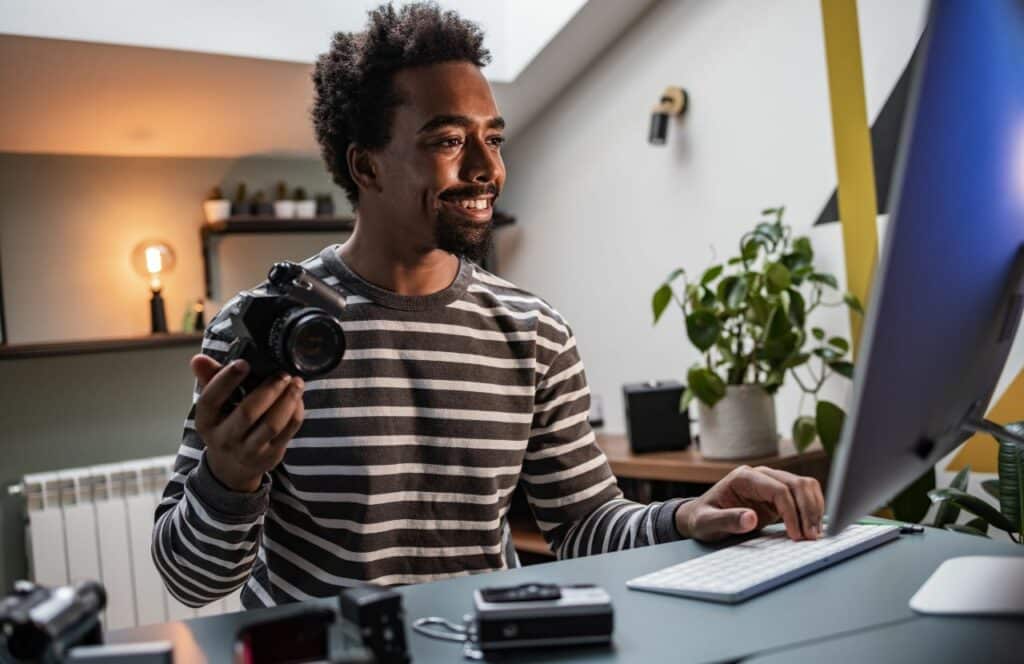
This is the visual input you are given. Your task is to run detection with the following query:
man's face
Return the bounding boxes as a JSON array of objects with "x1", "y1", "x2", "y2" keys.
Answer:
[{"x1": 371, "y1": 61, "x2": 506, "y2": 262}]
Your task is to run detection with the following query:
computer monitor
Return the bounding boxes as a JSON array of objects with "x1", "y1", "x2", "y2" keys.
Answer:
[{"x1": 825, "y1": 0, "x2": 1024, "y2": 535}]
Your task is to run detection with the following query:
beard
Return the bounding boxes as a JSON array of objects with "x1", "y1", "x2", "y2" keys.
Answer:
[{"x1": 435, "y1": 210, "x2": 494, "y2": 264}]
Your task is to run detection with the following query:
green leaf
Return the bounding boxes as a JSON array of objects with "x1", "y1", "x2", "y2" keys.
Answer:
[
  {"x1": 755, "y1": 222, "x2": 782, "y2": 244},
  {"x1": 746, "y1": 296, "x2": 771, "y2": 327},
  {"x1": 742, "y1": 237, "x2": 762, "y2": 261},
  {"x1": 701, "y1": 264, "x2": 724, "y2": 285},
  {"x1": 686, "y1": 308, "x2": 722, "y2": 352},
  {"x1": 827, "y1": 337, "x2": 850, "y2": 353},
  {"x1": 816, "y1": 400, "x2": 845, "y2": 457},
  {"x1": 932, "y1": 466, "x2": 970, "y2": 528},
  {"x1": 813, "y1": 346, "x2": 841, "y2": 361},
  {"x1": 664, "y1": 267, "x2": 686, "y2": 284},
  {"x1": 787, "y1": 288, "x2": 806, "y2": 327},
  {"x1": 808, "y1": 273, "x2": 839, "y2": 289},
  {"x1": 716, "y1": 276, "x2": 739, "y2": 308},
  {"x1": 944, "y1": 524, "x2": 990, "y2": 538},
  {"x1": 727, "y1": 256, "x2": 744, "y2": 265},
  {"x1": 765, "y1": 263, "x2": 792, "y2": 293},
  {"x1": 951, "y1": 466, "x2": 970, "y2": 491},
  {"x1": 687, "y1": 366, "x2": 726, "y2": 408},
  {"x1": 792, "y1": 416, "x2": 817, "y2": 452},
  {"x1": 766, "y1": 305, "x2": 792, "y2": 339},
  {"x1": 781, "y1": 352, "x2": 810, "y2": 369},
  {"x1": 791, "y1": 265, "x2": 813, "y2": 283},
  {"x1": 927, "y1": 487, "x2": 1017, "y2": 533},
  {"x1": 652, "y1": 284, "x2": 673, "y2": 324},
  {"x1": 727, "y1": 278, "x2": 749, "y2": 310},
  {"x1": 777, "y1": 290, "x2": 791, "y2": 317},
  {"x1": 792, "y1": 236, "x2": 813, "y2": 261},
  {"x1": 761, "y1": 333, "x2": 799, "y2": 361},
  {"x1": 812, "y1": 327, "x2": 825, "y2": 341},
  {"x1": 828, "y1": 360, "x2": 855, "y2": 379},
  {"x1": 761, "y1": 207, "x2": 778, "y2": 216},
  {"x1": 844, "y1": 293, "x2": 865, "y2": 314},
  {"x1": 981, "y1": 479, "x2": 1001, "y2": 501},
  {"x1": 679, "y1": 387, "x2": 695, "y2": 412},
  {"x1": 890, "y1": 467, "x2": 936, "y2": 524},
  {"x1": 996, "y1": 421, "x2": 1024, "y2": 536},
  {"x1": 964, "y1": 517, "x2": 989, "y2": 535}
]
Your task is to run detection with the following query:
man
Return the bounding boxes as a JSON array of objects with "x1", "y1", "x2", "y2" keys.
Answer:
[{"x1": 153, "y1": 3, "x2": 824, "y2": 609}]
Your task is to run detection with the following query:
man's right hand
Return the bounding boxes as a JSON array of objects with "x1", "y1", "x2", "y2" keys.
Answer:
[{"x1": 191, "y1": 354, "x2": 306, "y2": 493}]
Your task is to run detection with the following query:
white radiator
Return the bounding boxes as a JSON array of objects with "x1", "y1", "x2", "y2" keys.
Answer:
[{"x1": 14, "y1": 456, "x2": 243, "y2": 629}]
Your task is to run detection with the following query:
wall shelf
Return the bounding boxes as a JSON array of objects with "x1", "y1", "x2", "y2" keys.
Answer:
[
  {"x1": 200, "y1": 212, "x2": 515, "y2": 298},
  {"x1": 200, "y1": 216, "x2": 356, "y2": 298},
  {"x1": 203, "y1": 216, "x2": 356, "y2": 235},
  {"x1": 0, "y1": 332, "x2": 203, "y2": 361}
]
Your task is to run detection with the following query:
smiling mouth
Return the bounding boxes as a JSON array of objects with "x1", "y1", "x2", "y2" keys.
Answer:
[{"x1": 439, "y1": 196, "x2": 494, "y2": 220}]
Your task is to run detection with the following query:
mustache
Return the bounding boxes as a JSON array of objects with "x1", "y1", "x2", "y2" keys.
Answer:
[{"x1": 439, "y1": 184, "x2": 499, "y2": 200}]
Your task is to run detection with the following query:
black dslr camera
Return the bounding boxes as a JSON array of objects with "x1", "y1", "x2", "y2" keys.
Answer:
[
  {"x1": 224, "y1": 261, "x2": 348, "y2": 403},
  {"x1": 0, "y1": 580, "x2": 105, "y2": 662}
]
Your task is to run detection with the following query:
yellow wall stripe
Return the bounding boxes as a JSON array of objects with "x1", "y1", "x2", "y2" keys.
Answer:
[
  {"x1": 819, "y1": 0, "x2": 879, "y2": 356},
  {"x1": 946, "y1": 368, "x2": 1024, "y2": 473}
]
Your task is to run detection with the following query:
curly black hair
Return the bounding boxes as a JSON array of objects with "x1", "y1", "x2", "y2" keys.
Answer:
[{"x1": 312, "y1": 2, "x2": 492, "y2": 207}]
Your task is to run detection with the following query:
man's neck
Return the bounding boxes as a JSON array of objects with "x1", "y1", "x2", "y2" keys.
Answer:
[{"x1": 338, "y1": 217, "x2": 460, "y2": 296}]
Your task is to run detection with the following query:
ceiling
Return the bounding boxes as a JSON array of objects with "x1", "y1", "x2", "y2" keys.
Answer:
[
  {"x1": 0, "y1": 0, "x2": 587, "y2": 83},
  {"x1": 0, "y1": 0, "x2": 658, "y2": 158}
]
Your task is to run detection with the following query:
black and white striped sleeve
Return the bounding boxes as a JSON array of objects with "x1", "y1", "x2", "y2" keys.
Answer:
[
  {"x1": 521, "y1": 327, "x2": 686, "y2": 558},
  {"x1": 151, "y1": 314, "x2": 269, "y2": 608}
]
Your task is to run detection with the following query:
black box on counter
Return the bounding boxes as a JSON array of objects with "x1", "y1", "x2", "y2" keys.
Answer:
[{"x1": 622, "y1": 380, "x2": 691, "y2": 453}]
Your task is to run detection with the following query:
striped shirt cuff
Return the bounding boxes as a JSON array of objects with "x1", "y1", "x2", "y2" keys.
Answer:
[
  {"x1": 188, "y1": 452, "x2": 271, "y2": 523},
  {"x1": 656, "y1": 497, "x2": 694, "y2": 543}
]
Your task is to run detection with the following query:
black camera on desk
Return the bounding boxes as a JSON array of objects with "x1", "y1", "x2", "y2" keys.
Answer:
[
  {"x1": 0, "y1": 580, "x2": 105, "y2": 663},
  {"x1": 622, "y1": 380, "x2": 692, "y2": 453},
  {"x1": 225, "y1": 261, "x2": 348, "y2": 405}
]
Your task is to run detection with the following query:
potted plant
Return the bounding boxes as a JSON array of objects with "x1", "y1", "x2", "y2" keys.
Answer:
[
  {"x1": 652, "y1": 206, "x2": 863, "y2": 459},
  {"x1": 927, "y1": 421, "x2": 1024, "y2": 543},
  {"x1": 294, "y1": 187, "x2": 316, "y2": 218},
  {"x1": 273, "y1": 180, "x2": 296, "y2": 218},
  {"x1": 315, "y1": 193, "x2": 335, "y2": 217},
  {"x1": 250, "y1": 190, "x2": 273, "y2": 217},
  {"x1": 231, "y1": 182, "x2": 248, "y2": 216},
  {"x1": 202, "y1": 186, "x2": 230, "y2": 224}
]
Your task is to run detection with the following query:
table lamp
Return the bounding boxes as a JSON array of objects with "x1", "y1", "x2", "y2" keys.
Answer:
[{"x1": 131, "y1": 240, "x2": 176, "y2": 334}]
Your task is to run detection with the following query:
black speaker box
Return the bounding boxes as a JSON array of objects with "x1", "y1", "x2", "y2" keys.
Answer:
[{"x1": 622, "y1": 380, "x2": 691, "y2": 453}]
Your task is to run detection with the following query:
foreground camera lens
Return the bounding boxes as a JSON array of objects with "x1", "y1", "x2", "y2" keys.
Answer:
[{"x1": 272, "y1": 308, "x2": 345, "y2": 377}]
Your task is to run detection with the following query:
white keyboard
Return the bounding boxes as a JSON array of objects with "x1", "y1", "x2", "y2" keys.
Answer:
[{"x1": 627, "y1": 524, "x2": 900, "y2": 603}]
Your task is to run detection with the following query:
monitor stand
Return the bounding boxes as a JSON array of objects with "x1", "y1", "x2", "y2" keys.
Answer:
[{"x1": 910, "y1": 418, "x2": 1024, "y2": 616}]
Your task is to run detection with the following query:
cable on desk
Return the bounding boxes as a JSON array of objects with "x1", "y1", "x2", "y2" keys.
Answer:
[{"x1": 412, "y1": 616, "x2": 468, "y2": 643}]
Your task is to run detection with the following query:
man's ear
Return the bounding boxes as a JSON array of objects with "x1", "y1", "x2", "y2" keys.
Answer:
[{"x1": 346, "y1": 144, "x2": 381, "y2": 195}]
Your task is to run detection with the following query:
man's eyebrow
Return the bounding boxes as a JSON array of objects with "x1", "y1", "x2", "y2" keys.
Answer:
[{"x1": 417, "y1": 115, "x2": 506, "y2": 133}]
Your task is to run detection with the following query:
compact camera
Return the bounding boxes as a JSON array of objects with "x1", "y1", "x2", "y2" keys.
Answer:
[{"x1": 225, "y1": 261, "x2": 348, "y2": 403}]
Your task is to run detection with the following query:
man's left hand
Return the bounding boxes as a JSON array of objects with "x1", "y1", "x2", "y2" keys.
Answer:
[{"x1": 675, "y1": 466, "x2": 825, "y2": 542}]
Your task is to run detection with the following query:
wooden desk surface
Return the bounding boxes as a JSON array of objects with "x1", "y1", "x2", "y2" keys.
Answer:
[{"x1": 595, "y1": 433, "x2": 829, "y2": 484}]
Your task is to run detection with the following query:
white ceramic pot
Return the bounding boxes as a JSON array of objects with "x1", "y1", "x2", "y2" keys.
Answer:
[
  {"x1": 202, "y1": 199, "x2": 230, "y2": 223},
  {"x1": 697, "y1": 384, "x2": 779, "y2": 459},
  {"x1": 295, "y1": 200, "x2": 316, "y2": 218},
  {"x1": 273, "y1": 200, "x2": 296, "y2": 218}
]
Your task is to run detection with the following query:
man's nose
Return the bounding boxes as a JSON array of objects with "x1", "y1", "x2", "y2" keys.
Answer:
[{"x1": 461, "y1": 136, "x2": 502, "y2": 184}]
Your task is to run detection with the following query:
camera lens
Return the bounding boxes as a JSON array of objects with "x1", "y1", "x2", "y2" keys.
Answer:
[{"x1": 271, "y1": 308, "x2": 345, "y2": 377}]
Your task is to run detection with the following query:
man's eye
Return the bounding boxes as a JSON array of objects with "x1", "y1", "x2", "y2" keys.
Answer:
[
  {"x1": 488, "y1": 136, "x2": 506, "y2": 148},
  {"x1": 440, "y1": 137, "x2": 463, "y2": 148}
]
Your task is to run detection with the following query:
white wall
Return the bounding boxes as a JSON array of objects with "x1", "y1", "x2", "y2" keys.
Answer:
[{"x1": 497, "y1": 0, "x2": 932, "y2": 435}]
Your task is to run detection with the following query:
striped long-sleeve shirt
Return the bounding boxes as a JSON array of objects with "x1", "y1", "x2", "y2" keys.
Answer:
[{"x1": 152, "y1": 245, "x2": 685, "y2": 608}]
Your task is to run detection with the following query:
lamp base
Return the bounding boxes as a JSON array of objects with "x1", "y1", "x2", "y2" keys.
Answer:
[{"x1": 150, "y1": 290, "x2": 168, "y2": 333}]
